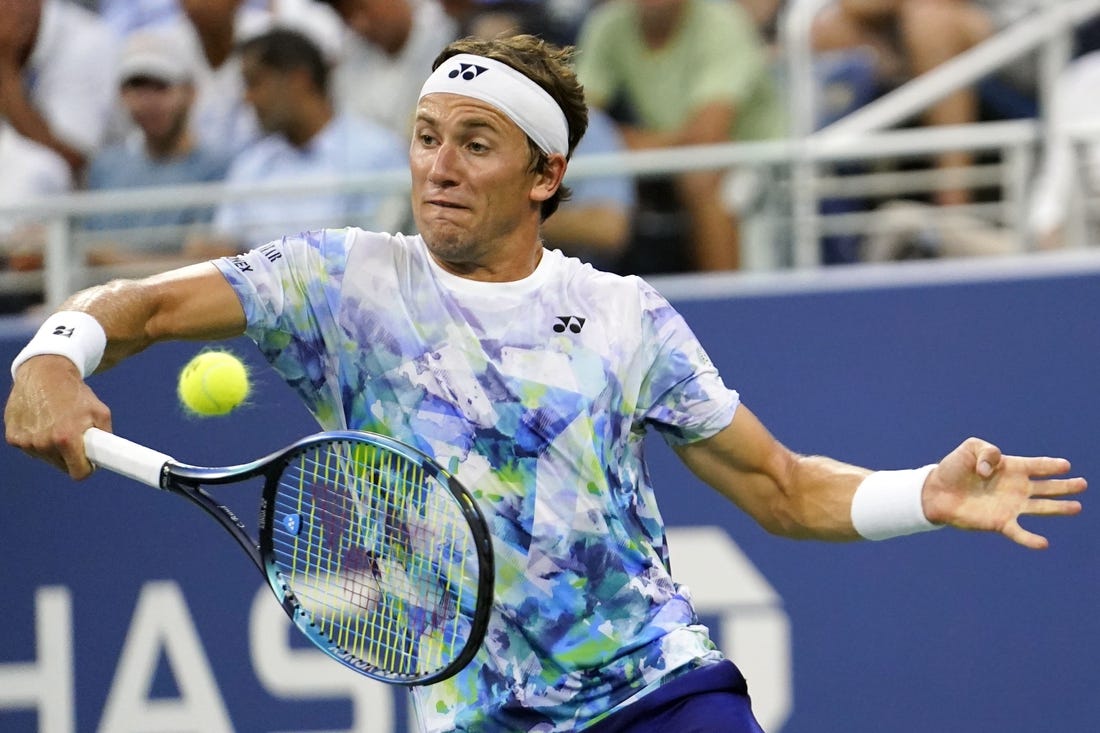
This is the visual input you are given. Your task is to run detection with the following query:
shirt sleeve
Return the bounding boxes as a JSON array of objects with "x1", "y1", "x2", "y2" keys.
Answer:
[
  {"x1": 213, "y1": 228, "x2": 356, "y2": 428},
  {"x1": 633, "y1": 280, "x2": 739, "y2": 445}
]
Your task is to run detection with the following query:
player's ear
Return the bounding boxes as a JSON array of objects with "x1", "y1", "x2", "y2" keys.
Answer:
[{"x1": 530, "y1": 153, "x2": 568, "y2": 204}]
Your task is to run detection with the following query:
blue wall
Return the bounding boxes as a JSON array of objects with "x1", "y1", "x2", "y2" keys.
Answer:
[{"x1": 2, "y1": 256, "x2": 1098, "y2": 732}]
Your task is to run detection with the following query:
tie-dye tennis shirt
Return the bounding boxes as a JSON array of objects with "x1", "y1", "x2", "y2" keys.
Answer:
[{"x1": 215, "y1": 228, "x2": 740, "y2": 732}]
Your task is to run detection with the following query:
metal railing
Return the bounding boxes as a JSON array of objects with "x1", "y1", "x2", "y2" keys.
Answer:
[{"x1": 782, "y1": 0, "x2": 1100, "y2": 264}]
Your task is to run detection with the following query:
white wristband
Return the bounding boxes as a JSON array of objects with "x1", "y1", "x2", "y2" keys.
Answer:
[
  {"x1": 10, "y1": 311, "x2": 107, "y2": 379},
  {"x1": 851, "y1": 464, "x2": 941, "y2": 540}
]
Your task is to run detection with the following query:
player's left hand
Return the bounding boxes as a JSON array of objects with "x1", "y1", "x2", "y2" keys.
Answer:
[{"x1": 922, "y1": 438, "x2": 1086, "y2": 549}]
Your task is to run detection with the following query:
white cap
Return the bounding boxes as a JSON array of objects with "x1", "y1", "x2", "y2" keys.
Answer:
[{"x1": 118, "y1": 30, "x2": 195, "y2": 86}]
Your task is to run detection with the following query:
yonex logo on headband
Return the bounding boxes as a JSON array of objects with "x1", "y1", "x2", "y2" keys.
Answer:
[
  {"x1": 419, "y1": 53, "x2": 569, "y2": 156},
  {"x1": 449, "y1": 63, "x2": 488, "y2": 81}
]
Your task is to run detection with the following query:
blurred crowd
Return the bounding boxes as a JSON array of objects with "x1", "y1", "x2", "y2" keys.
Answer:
[{"x1": 3, "y1": 0, "x2": 1100, "y2": 313}]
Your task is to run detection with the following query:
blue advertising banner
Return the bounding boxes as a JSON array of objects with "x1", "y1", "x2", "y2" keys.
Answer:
[{"x1": 2, "y1": 254, "x2": 1098, "y2": 732}]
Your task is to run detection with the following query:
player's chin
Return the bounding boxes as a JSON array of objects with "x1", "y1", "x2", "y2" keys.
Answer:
[{"x1": 420, "y1": 222, "x2": 474, "y2": 257}]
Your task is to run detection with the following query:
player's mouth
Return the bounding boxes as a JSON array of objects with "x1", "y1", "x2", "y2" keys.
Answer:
[{"x1": 426, "y1": 199, "x2": 468, "y2": 210}]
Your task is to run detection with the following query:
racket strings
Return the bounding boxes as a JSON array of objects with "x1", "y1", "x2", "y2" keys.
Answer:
[{"x1": 268, "y1": 440, "x2": 480, "y2": 679}]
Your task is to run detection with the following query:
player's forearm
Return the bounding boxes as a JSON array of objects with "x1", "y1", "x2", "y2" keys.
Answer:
[
  {"x1": 775, "y1": 454, "x2": 870, "y2": 540},
  {"x1": 676, "y1": 407, "x2": 869, "y2": 540},
  {"x1": 63, "y1": 264, "x2": 246, "y2": 371},
  {"x1": 683, "y1": 452, "x2": 864, "y2": 541}
]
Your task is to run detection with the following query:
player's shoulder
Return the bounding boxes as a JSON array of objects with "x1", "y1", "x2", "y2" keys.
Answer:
[
  {"x1": 338, "y1": 226, "x2": 416, "y2": 244},
  {"x1": 551, "y1": 249, "x2": 665, "y2": 308},
  {"x1": 336, "y1": 227, "x2": 426, "y2": 268},
  {"x1": 267, "y1": 226, "x2": 400, "y2": 257}
]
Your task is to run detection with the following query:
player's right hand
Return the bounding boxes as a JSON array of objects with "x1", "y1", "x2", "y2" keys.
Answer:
[{"x1": 5, "y1": 355, "x2": 112, "y2": 479}]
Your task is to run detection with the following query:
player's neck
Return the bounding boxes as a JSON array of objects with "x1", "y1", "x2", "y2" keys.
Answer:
[{"x1": 429, "y1": 237, "x2": 544, "y2": 283}]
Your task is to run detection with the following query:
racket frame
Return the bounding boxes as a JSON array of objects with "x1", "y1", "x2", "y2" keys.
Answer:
[{"x1": 84, "y1": 428, "x2": 495, "y2": 685}]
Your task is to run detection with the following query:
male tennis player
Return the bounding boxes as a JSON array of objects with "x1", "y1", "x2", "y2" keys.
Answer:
[{"x1": 5, "y1": 34, "x2": 1085, "y2": 733}]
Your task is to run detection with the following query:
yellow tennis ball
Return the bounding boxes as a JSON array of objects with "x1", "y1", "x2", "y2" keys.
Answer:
[{"x1": 178, "y1": 350, "x2": 250, "y2": 417}]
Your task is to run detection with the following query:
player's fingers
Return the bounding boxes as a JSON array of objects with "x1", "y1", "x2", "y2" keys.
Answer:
[
  {"x1": 1001, "y1": 520, "x2": 1049, "y2": 550},
  {"x1": 1024, "y1": 497, "x2": 1083, "y2": 517},
  {"x1": 57, "y1": 429, "x2": 95, "y2": 481},
  {"x1": 1015, "y1": 455, "x2": 1073, "y2": 477},
  {"x1": 83, "y1": 410, "x2": 113, "y2": 477},
  {"x1": 1029, "y1": 476, "x2": 1087, "y2": 498}
]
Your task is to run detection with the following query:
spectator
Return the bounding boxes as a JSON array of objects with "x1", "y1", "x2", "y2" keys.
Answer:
[
  {"x1": 98, "y1": 0, "x2": 275, "y2": 37},
  {"x1": 1027, "y1": 50, "x2": 1100, "y2": 251},
  {"x1": 575, "y1": 0, "x2": 784, "y2": 272},
  {"x1": 0, "y1": 0, "x2": 117, "y2": 220},
  {"x1": 187, "y1": 28, "x2": 407, "y2": 255},
  {"x1": 99, "y1": 0, "x2": 193, "y2": 36},
  {"x1": 811, "y1": 0, "x2": 995, "y2": 206},
  {"x1": 81, "y1": 29, "x2": 232, "y2": 267},
  {"x1": 441, "y1": 0, "x2": 557, "y2": 43},
  {"x1": 319, "y1": 0, "x2": 458, "y2": 140},
  {"x1": 0, "y1": 0, "x2": 117, "y2": 312},
  {"x1": 164, "y1": 0, "x2": 342, "y2": 158},
  {"x1": 174, "y1": 0, "x2": 267, "y2": 157},
  {"x1": 739, "y1": 0, "x2": 785, "y2": 50}
]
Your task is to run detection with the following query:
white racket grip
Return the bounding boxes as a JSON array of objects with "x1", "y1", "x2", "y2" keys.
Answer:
[{"x1": 84, "y1": 427, "x2": 174, "y2": 488}]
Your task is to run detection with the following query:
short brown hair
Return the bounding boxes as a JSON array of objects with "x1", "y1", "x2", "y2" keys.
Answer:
[{"x1": 431, "y1": 34, "x2": 589, "y2": 221}]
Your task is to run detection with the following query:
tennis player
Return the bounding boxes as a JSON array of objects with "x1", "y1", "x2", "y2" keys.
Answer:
[{"x1": 5, "y1": 34, "x2": 1085, "y2": 733}]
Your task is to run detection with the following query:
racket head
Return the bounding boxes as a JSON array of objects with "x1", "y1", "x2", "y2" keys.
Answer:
[{"x1": 257, "y1": 431, "x2": 494, "y2": 685}]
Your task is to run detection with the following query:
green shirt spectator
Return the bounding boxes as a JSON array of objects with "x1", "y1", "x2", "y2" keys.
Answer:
[{"x1": 575, "y1": 0, "x2": 785, "y2": 144}]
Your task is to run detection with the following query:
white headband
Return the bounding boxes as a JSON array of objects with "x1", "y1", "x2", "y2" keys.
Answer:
[{"x1": 418, "y1": 53, "x2": 569, "y2": 156}]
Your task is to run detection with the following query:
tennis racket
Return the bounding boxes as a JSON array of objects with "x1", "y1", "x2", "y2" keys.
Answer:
[{"x1": 82, "y1": 427, "x2": 494, "y2": 685}]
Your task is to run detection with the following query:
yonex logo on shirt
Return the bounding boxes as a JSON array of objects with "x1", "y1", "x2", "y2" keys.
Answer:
[
  {"x1": 448, "y1": 63, "x2": 488, "y2": 81},
  {"x1": 553, "y1": 316, "x2": 586, "y2": 334}
]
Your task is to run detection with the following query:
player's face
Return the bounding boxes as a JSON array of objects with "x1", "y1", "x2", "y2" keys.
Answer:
[{"x1": 410, "y1": 93, "x2": 560, "y2": 276}]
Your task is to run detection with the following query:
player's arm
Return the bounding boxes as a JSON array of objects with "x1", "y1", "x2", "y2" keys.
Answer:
[
  {"x1": 674, "y1": 404, "x2": 1086, "y2": 549},
  {"x1": 5, "y1": 263, "x2": 245, "y2": 478},
  {"x1": 87, "y1": 262, "x2": 246, "y2": 366}
]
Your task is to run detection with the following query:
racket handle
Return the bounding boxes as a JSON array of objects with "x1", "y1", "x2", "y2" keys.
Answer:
[{"x1": 84, "y1": 427, "x2": 174, "y2": 488}]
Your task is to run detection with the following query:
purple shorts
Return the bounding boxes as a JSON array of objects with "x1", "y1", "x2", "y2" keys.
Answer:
[{"x1": 586, "y1": 661, "x2": 767, "y2": 733}]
